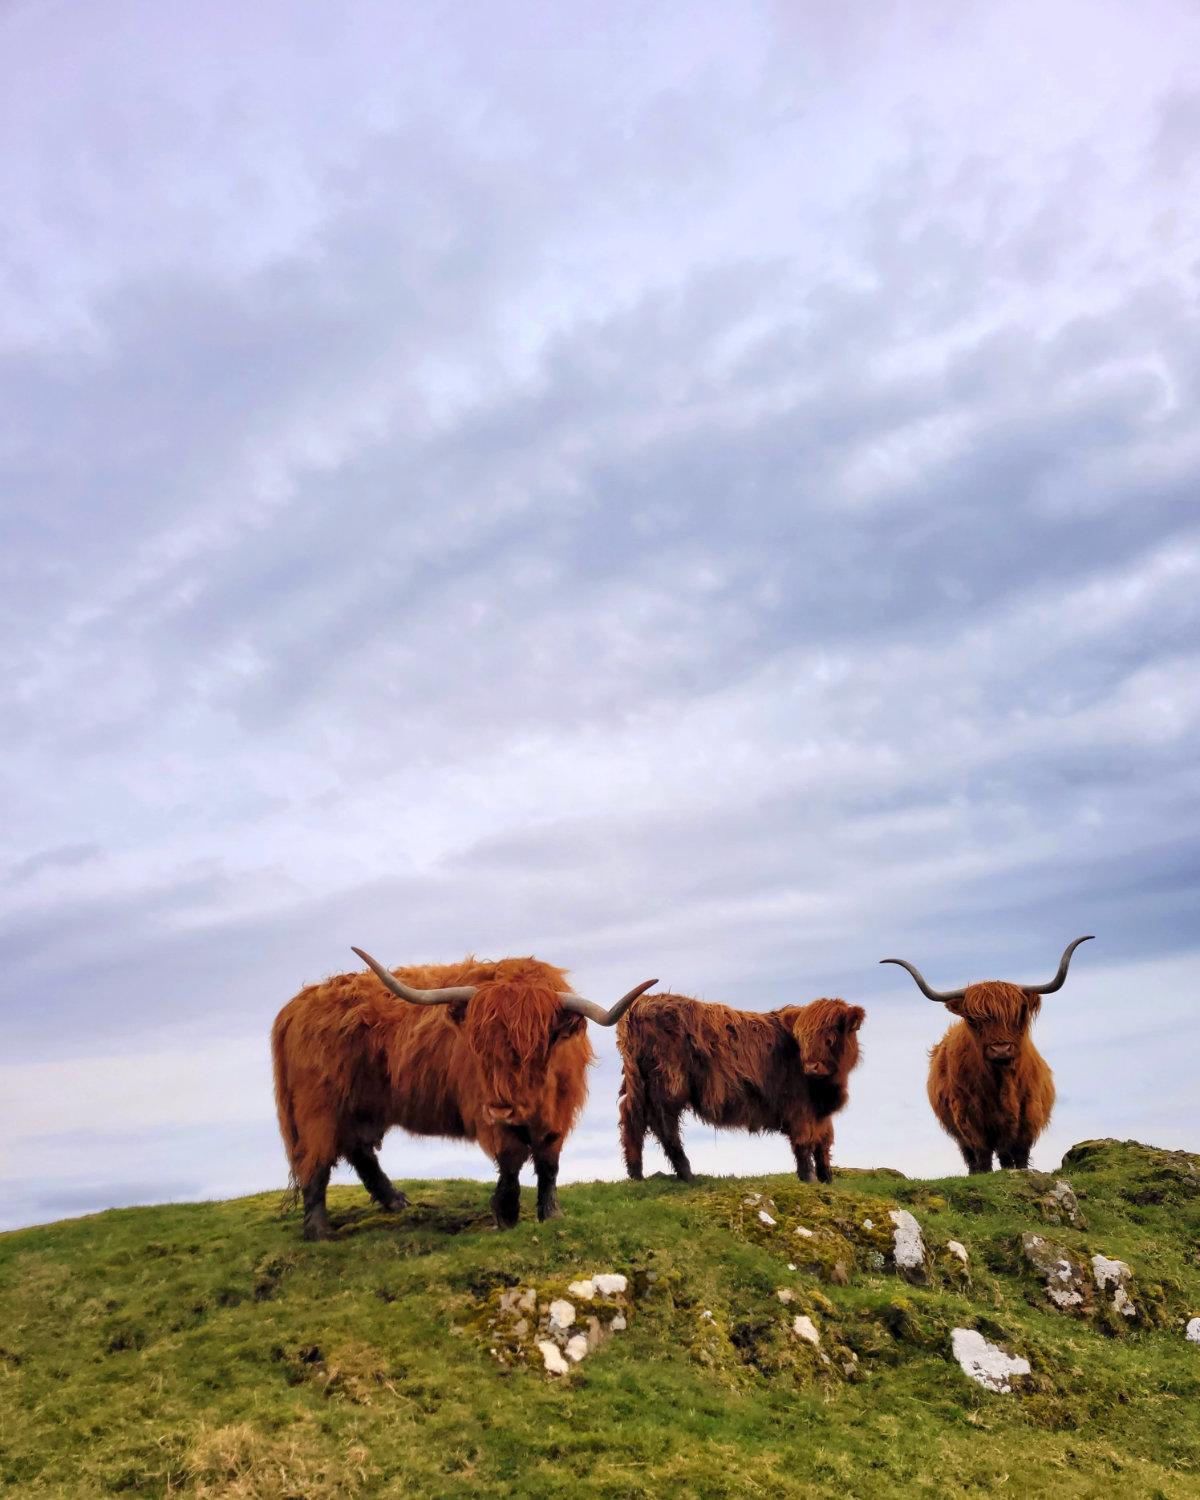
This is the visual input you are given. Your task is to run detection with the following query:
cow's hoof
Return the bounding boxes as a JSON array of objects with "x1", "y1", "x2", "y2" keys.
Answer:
[
  {"x1": 302, "y1": 1218, "x2": 333, "y2": 1242},
  {"x1": 382, "y1": 1191, "x2": 410, "y2": 1212},
  {"x1": 538, "y1": 1202, "x2": 563, "y2": 1222}
]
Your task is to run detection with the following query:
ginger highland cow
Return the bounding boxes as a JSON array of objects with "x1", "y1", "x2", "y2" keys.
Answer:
[{"x1": 881, "y1": 935, "x2": 1093, "y2": 1174}]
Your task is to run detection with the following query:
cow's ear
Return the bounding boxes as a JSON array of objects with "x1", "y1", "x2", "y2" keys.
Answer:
[
  {"x1": 446, "y1": 998, "x2": 470, "y2": 1027},
  {"x1": 550, "y1": 1007, "x2": 587, "y2": 1046},
  {"x1": 846, "y1": 1006, "x2": 865, "y2": 1033},
  {"x1": 943, "y1": 996, "x2": 966, "y2": 1017}
]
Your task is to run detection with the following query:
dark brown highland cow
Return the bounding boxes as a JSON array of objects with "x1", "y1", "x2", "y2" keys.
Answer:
[
  {"x1": 881, "y1": 935, "x2": 1093, "y2": 1174},
  {"x1": 617, "y1": 994, "x2": 865, "y2": 1184},
  {"x1": 272, "y1": 950, "x2": 655, "y2": 1239}
]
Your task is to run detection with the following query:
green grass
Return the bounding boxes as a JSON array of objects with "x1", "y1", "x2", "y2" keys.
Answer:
[{"x1": 2, "y1": 1139, "x2": 1198, "y2": 1498}]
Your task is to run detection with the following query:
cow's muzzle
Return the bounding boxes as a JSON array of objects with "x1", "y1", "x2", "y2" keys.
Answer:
[{"x1": 984, "y1": 1044, "x2": 1016, "y2": 1064}]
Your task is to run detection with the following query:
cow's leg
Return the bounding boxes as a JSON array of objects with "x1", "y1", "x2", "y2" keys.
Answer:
[
  {"x1": 962, "y1": 1145, "x2": 993, "y2": 1174},
  {"x1": 1004, "y1": 1138, "x2": 1033, "y2": 1170},
  {"x1": 534, "y1": 1135, "x2": 563, "y2": 1221},
  {"x1": 813, "y1": 1134, "x2": 833, "y2": 1185},
  {"x1": 791, "y1": 1138, "x2": 817, "y2": 1183},
  {"x1": 651, "y1": 1107, "x2": 694, "y2": 1183},
  {"x1": 618, "y1": 1073, "x2": 647, "y2": 1182},
  {"x1": 491, "y1": 1137, "x2": 529, "y2": 1230},
  {"x1": 348, "y1": 1145, "x2": 408, "y2": 1211},
  {"x1": 301, "y1": 1164, "x2": 333, "y2": 1241}
]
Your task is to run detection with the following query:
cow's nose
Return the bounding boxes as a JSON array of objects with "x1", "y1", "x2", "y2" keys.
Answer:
[
  {"x1": 804, "y1": 1062, "x2": 833, "y2": 1077},
  {"x1": 488, "y1": 1103, "x2": 516, "y2": 1122},
  {"x1": 986, "y1": 1044, "x2": 1015, "y2": 1062}
]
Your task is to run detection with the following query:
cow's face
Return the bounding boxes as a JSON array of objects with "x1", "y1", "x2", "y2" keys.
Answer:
[
  {"x1": 457, "y1": 960, "x2": 592, "y2": 1129},
  {"x1": 946, "y1": 982, "x2": 1039, "y2": 1065},
  {"x1": 469, "y1": 1008, "x2": 588, "y2": 1128},
  {"x1": 791, "y1": 1000, "x2": 864, "y2": 1079}
]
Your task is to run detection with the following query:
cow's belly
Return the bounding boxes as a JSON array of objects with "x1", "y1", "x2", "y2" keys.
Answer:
[
  {"x1": 693, "y1": 1084, "x2": 777, "y2": 1132},
  {"x1": 390, "y1": 1098, "x2": 471, "y2": 1140}
]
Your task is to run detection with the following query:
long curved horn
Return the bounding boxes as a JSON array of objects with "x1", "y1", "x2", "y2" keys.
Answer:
[
  {"x1": 352, "y1": 947, "x2": 478, "y2": 1005},
  {"x1": 879, "y1": 957, "x2": 965, "y2": 1003},
  {"x1": 559, "y1": 979, "x2": 658, "y2": 1026},
  {"x1": 1024, "y1": 935, "x2": 1094, "y2": 994}
]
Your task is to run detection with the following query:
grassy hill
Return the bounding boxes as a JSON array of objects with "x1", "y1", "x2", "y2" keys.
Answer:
[{"x1": 2, "y1": 1139, "x2": 1198, "y2": 1499}]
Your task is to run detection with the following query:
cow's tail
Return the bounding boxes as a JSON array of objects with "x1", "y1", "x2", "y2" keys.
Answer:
[
  {"x1": 271, "y1": 1013, "x2": 301, "y2": 1214},
  {"x1": 616, "y1": 1013, "x2": 647, "y2": 1180}
]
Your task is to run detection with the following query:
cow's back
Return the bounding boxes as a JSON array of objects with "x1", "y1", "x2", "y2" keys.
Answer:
[
  {"x1": 619, "y1": 993, "x2": 792, "y2": 1126},
  {"x1": 273, "y1": 964, "x2": 477, "y2": 1163}
]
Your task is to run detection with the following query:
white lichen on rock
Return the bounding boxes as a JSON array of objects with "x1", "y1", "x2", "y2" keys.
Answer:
[
  {"x1": 593, "y1": 1273, "x2": 628, "y2": 1297},
  {"x1": 758, "y1": 1209, "x2": 776, "y2": 1227},
  {"x1": 1092, "y1": 1254, "x2": 1137, "y2": 1319},
  {"x1": 547, "y1": 1299, "x2": 576, "y2": 1331},
  {"x1": 564, "y1": 1334, "x2": 589, "y2": 1363},
  {"x1": 794, "y1": 1225, "x2": 814, "y2": 1239},
  {"x1": 889, "y1": 1208, "x2": 928, "y2": 1281},
  {"x1": 537, "y1": 1340, "x2": 570, "y2": 1374},
  {"x1": 950, "y1": 1328, "x2": 1030, "y2": 1393},
  {"x1": 1046, "y1": 1179, "x2": 1084, "y2": 1225},
  {"x1": 1096, "y1": 1260, "x2": 1136, "y2": 1320},
  {"x1": 1092, "y1": 1253, "x2": 1128, "y2": 1291},
  {"x1": 1186, "y1": 1317, "x2": 1200, "y2": 1343},
  {"x1": 567, "y1": 1279, "x2": 595, "y2": 1300},
  {"x1": 1022, "y1": 1232, "x2": 1087, "y2": 1309},
  {"x1": 947, "y1": 1240, "x2": 969, "y2": 1265},
  {"x1": 792, "y1": 1315, "x2": 821, "y2": 1346}
]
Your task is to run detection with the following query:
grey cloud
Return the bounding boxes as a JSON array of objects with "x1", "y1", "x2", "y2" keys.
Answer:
[
  {"x1": 5, "y1": 842, "x2": 100, "y2": 884},
  {"x1": 1151, "y1": 86, "x2": 1200, "y2": 180}
]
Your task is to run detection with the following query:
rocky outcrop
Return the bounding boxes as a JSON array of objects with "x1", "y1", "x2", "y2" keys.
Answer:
[
  {"x1": 1021, "y1": 1232, "x2": 1092, "y2": 1314},
  {"x1": 477, "y1": 1271, "x2": 632, "y2": 1374},
  {"x1": 1020, "y1": 1233, "x2": 1154, "y2": 1331},
  {"x1": 1038, "y1": 1179, "x2": 1086, "y2": 1228},
  {"x1": 730, "y1": 1188, "x2": 931, "y2": 1286}
]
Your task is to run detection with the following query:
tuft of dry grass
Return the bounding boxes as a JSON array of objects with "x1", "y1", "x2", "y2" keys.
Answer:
[{"x1": 185, "y1": 1421, "x2": 371, "y2": 1499}]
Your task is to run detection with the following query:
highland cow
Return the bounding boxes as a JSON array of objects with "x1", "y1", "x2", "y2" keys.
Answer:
[
  {"x1": 881, "y1": 936, "x2": 1093, "y2": 1174},
  {"x1": 617, "y1": 993, "x2": 865, "y2": 1184},
  {"x1": 272, "y1": 950, "x2": 655, "y2": 1239}
]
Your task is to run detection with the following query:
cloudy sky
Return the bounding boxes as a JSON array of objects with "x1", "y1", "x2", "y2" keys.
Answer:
[{"x1": 2, "y1": 0, "x2": 1198, "y2": 1232}]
